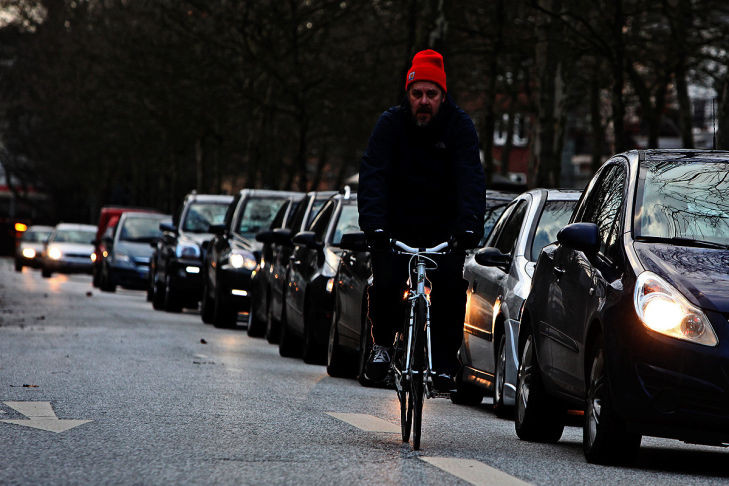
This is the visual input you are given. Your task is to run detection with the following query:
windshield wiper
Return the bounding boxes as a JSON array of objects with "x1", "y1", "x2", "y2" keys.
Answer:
[{"x1": 636, "y1": 235, "x2": 729, "y2": 250}]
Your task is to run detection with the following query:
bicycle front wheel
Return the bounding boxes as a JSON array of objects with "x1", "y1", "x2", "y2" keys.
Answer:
[
  {"x1": 410, "y1": 296, "x2": 427, "y2": 450},
  {"x1": 399, "y1": 386, "x2": 411, "y2": 443}
]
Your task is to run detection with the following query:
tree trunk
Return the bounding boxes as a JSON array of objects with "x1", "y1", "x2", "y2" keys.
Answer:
[
  {"x1": 590, "y1": 67, "x2": 604, "y2": 172},
  {"x1": 610, "y1": 0, "x2": 626, "y2": 153},
  {"x1": 675, "y1": 64, "x2": 694, "y2": 148},
  {"x1": 717, "y1": 78, "x2": 729, "y2": 150},
  {"x1": 500, "y1": 103, "x2": 516, "y2": 176}
]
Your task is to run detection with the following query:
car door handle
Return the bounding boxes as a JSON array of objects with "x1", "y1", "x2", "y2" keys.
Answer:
[{"x1": 553, "y1": 266, "x2": 566, "y2": 277}]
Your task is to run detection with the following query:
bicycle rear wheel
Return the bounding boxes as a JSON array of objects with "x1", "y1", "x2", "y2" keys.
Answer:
[{"x1": 410, "y1": 297, "x2": 427, "y2": 450}]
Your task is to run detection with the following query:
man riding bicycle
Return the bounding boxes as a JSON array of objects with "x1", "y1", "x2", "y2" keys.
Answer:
[{"x1": 358, "y1": 49, "x2": 486, "y2": 392}]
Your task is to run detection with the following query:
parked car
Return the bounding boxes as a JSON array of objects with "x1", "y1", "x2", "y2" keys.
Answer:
[
  {"x1": 263, "y1": 190, "x2": 336, "y2": 343},
  {"x1": 41, "y1": 223, "x2": 97, "y2": 278},
  {"x1": 150, "y1": 192, "x2": 233, "y2": 312},
  {"x1": 97, "y1": 212, "x2": 169, "y2": 292},
  {"x1": 516, "y1": 150, "x2": 729, "y2": 464},
  {"x1": 201, "y1": 189, "x2": 299, "y2": 328},
  {"x1": 279, "y1": 191, "x2": 361, "y2": 363},
  {"x1": 248, "y1": 195, "x2": 304, "y2": 336},
  {"x1": 14, "y1": 225, "x2": 53, "y2": 272},
  {"x1": 453, "y1": 189, "x2": 580, "y2": 411},
  {"x1": 92, "y1": 206, "x2": 156, "y2": 287},
  {"x1": 325, "y1": 190, "x2": 520, "y2": 384}
]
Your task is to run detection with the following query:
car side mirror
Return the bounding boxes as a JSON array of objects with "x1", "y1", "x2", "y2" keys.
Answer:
[
  {"x1": 339, "y1": 231, "x2": 368, "y2": 252},
  {"x1": 292, "y1": 231, "x2": 324, "y2": 250},
  {"x1": 474, "y1": 247, "x2": 512, "y2": 267},
  {"x1": 557, "y1": 223, "x2": 600, "y2": 253},
  {"x1": 208, "y1": 223, "x2": 226, "y2": 236},
  {"x1": 159, "y1": 222, "x2": 177, "y2": 234},
  {"x1": 272, "y1": 228, "x2": 293, "y2": 245},
  {"x1": 256, "y1": 230, "x2": 275, "y2": 244}
]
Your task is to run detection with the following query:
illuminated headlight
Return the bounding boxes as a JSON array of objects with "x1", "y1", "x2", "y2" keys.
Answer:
[
  {"x1": 185, "y1": 266, "x2": 200, "y2": 274},
  {"x1": 90, "y1": 252, "x2": 97, "y2": 263},
  {"x1": 260, "y1": 256, "x2": 266, "y2": 268},
  {"x1": 326, "y1": 277, "x2": 334, "y2": 293},
  {"x1": 22, "y1": 248, "x2": 36, "y2": 259},
  {"x1": 175, "y1": 243, "x2": 200, "y2": 259},
  {"x1": 48, "y1": 246, "x2": 62, "y2": 260},
  {"x1": 634, "y1": 271, "x2": 718, "y2": 347},
  {"x1": 229, "y1": 251, "x2": 257, "y2": 270}
]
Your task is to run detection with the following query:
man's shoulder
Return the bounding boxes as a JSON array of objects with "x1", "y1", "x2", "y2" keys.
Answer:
[{"x1": 380, "y1": 104, "x2": 407, "y2": 121}]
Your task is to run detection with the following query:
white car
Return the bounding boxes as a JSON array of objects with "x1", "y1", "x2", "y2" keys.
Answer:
[
  {"x1": 15, "y1": 225, "x2": 54, "y2": 272},
  {"x1": 41, "y1": 223, "x2": 97, "y2": 278}
]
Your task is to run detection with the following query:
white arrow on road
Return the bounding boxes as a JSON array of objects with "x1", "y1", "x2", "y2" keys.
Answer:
[{"x1": 1, "y1": 401, "x2": 92, "y2": 433}]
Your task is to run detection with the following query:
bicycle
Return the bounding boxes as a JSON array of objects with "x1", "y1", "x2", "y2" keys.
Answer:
[{"x1": 389, "y1": 238, "x2": 450, "y2": 451}]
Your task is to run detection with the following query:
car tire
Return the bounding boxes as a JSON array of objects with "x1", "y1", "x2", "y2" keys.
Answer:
[
  {"x1": 514, "y1": 333, "x2": 565, "y2": 443},
  {"x1": 357, "y1": 310, "x2": 376, "y2": 387},
  {"x1": 15, "y1": 260, "x2": 22, "y2": 272},
  {"x1": 213, "y1": 283, "x2": 237, "y2": 328},
  {"x1": 41, "y1": 267, "x2": 51, "y2": 278},
  {"x1": 152, "y1": 273, "x2": 165, "y2": 310},
  {"x1": 278, "y1": 305, "x2": 300, "y2": 358},
  {"x1": 302, "y1": 301, "x2": 325, "y2": 364},
  {"x1": 92, "y1": 266, "x2": 101, "y2": 288},
  {"x1": 247, "y1": 293, "x2": 267, "y2": 337},
  {"x1": 584, "y1": 343, "x2": 641, "y2": 465},
  {"x1": 450, "y1": 372, "x2": 485, "y2": 405},
  {"x1": 265, "y1": 299, "x2": 280, "y2": 344},
  {"x1": 100, "y1": 264, "x2": 116, "y2": 293},
  {"x1": 326, "y1": 304, "x2": 352, "y2": 378},
  {"x1": 200, "y1": 276, "x2": 215, "y2": 324},
  {"x1": 493, "y1": 333, "x2": 512, "y2": 417},
  {"x1": 163, "y1": 273, "x2": 182, "y2": 313}
]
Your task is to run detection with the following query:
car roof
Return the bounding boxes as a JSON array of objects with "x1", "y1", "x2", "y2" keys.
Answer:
[
  {"x1": 239, "y1": 189, "x2": 303, "y2": 199},
  {"x1": 544, "y1": 189, "x2": 582, "y2": 201},
  {"x1": 120, "y1": 212, "x2": 169, "y2": 220},
  {"x1": 186, "y1": 193, "x2": 234, "y2": 203},
  {"x1": 26, "y1": 225, "x2": 54, "y2": 232},
  {"x1": 56, "y1": 223, "x2": 97, "y2": 231}
]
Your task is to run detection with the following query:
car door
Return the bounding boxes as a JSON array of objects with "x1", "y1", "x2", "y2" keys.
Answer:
[
  {"x1": 549, "y1": 162, "x2": 627, "y2": 395},
  {"x1": 272, "y1": 195, "x2": 310, "y2": 319}
]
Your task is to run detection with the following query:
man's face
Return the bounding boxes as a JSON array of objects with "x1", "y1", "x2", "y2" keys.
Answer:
[{"x1": 408, "y1": 81, "x2": 444, "y2": 127}]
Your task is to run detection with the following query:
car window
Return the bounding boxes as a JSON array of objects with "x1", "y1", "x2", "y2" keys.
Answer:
[
  {"x1": 53, "y1": 229, "x2": 96, "y2": 244},
  {"x1": 224, "y1": 194, "x2": 242, "y2": 228},
  {"x1": 485, "y1": 202, "x2": 517, "y2": 248},
  {"x1": 287, "y1": 196, "x2": 310, "y2": 231},
  {"x1": 309, "y1": 201, "x2": 335, "y2": 240},
  {"x1": 529, "y1": 200, "x2": 577, "y2": 261},
  {"x1": 307, "y1": 198, "x2": 328, "y2": 227},
  {"x1": 481, "y1": 202, "x2": 511, "y2": 246},
  {"x1": 331, "y1": 204, "x2": 360, "y2": 245},
  {"x1": 578, "y1": 164, "x2": 626, "y2": 258},
  {"x1": 269, "y1": 200, "x2": 290, "y2": 230},
  {"x1": 119, "y1": 217, "x2": 164, "y2": 243},
  {"x1": 494, "y1": 200, "x2": 528, "y2": 255},
  {"x1": 22, "y1": 230, "x2": 50, "y2": 243},
  {"x1": 181, "y1": 202, "x2": 229, "y2": 233},
  {"x1": 236, "y1": 198, "x2": 288, "y2": 239}
]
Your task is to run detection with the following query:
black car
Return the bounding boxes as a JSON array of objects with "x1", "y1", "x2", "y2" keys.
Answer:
[
  {"x1": 279, "y1": 191, "x2": 360, "y2": 363},
  {"x1": 201, "y1": 189, "x2": 299, "y2": 328},
  {"x1": 262, "y1": 190, "x2": 336, "y2": 343},
  {"x1": 98, "y1": 212, "x2": 169, "y2": 292},
  {"x1": 150, "y1": 192, "x2": 233, "y2": 312},
  {"x1": 325, "y1": 190, "x2": 520, "y2": 385},
  {"x1": 248, "y1": 195, "x2": 304, "y2": 336},
  {"x1": 516, "y1": 150, "x2": 729, "y2": 464}
]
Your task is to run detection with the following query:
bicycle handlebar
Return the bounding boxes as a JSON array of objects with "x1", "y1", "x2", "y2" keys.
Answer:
[{"x1": 391, "y1": 239, "x2": 449, "y2": 254}]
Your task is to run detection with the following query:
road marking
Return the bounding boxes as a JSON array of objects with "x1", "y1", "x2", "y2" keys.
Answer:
[
  {"x1": 326, "y1": 412, "x2": 400, "y2": 433},
  {"x1": 421, "y1": 457, "x2": 531, "y2": 486},
  {"x1": 1, "y1": 401, "x2": 92, "y2": 433}
]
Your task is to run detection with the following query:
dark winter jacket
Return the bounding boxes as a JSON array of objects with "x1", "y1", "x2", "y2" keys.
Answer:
[{"x1": 358, "y1": 96, "x2": 486, "y2": 248}]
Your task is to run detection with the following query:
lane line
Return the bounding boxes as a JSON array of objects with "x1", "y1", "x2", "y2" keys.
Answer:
[
  {"x1": 4, "y1": 401, "x2": 56, "y2": 418},
  {"x1": 421, "y1": 457, "x2": 531, "y2": 486},
  {"x1": 326, "y1": 412, "x2": 400, "y2": 433}
]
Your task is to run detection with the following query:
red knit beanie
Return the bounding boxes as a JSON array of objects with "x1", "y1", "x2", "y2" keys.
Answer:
[{"x1": 405, "y1": 49, "x2": 447, "y2": 93}]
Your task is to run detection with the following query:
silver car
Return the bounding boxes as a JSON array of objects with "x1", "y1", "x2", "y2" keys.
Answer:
[
  {"x1": 41, "y1": 223, "x2": 97, "y2": 278},
  {"x1": 454, "y1": 189, "x2": 581, "y2": 413},
  {"x1": 15, "y1": 225, "x2": 54, "y2": 272}
]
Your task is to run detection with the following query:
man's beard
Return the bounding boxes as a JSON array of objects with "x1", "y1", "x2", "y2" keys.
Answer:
[{"x1": 415, "y1": 107, "x2": 433, "y2": 127}]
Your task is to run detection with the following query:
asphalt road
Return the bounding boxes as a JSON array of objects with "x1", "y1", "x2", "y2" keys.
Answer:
[{"x1": 2, "y1": 257, "x2": 729, "y2": 485}]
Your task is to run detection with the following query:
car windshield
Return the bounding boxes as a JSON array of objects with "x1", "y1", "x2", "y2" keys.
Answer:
[
  {"x1": 236, "y1": 198, "x2": 288, "y2": 239},
  {"x1": 530, "y1": 200, "x2": 577, "y2": 261},
  {"x1": 480, "y1": 202, "x2": 511, "y2": 246},
  {"x1": 53, "y1": 229, "x2": 95, "y2": 244},
  {"x1": 120, "y1": 217, "x2": 164, "y2": 243},
  {"x1": 635, "y1": 159, "x2": 729, "y2": 247},
  {"x1": 332, "y1": 204, "x2": 360, "y2": 245},
  {"x1": 181, "y1": 202, "x2": 229, "y2": 233},
  {"x1": 22, "y1": 230, "x2": 51, "y2": 243}
]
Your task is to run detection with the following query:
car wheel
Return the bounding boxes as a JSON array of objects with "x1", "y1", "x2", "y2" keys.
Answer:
[
  {"x1": 100, "y1": 263, "x2": 116, "y2": 292},
  {"x1": 265, "y1": 298, "x2": 280, "y2": 344},
  {"x1": 152, "y1": 272, "x2": 165, "y2": 310},
  {"x1": 514, "y1": 333, "x2": 565, "y2": 442},
  {"x1": 200, "y1": 275, "x2": 215, "y2": 324},
  {"x1": 302, "y1": 302, "x2": 325, "y2": 364},
  {"x1": 357, "y1": 311, "x2": 376, "y2": 387},
  {"x1": 14, "y1": 260, "x2": 22, "y2": 272},
  {"x1": 247, "y1": 292, "x2": 267, "y2": 337},
  {"x1": 278, "y1": 304, "x2": 300, "y2": 358},
  {"x1": 41, "y1": 266, "x2": 51, "y2": 278},
  {"x1": 92, "y1": 265, "x2": 101, "y2": 288},
  {"x1": 163, "y1": 273, "x2": 182, "y2": 313},
  {"x1": 450, "y1": 372, "x2": 485, "y2": 405},
  {"x1": 493, "y1": 333, "x2": 512, "y2": 417},
  {"x1": 145, "y1": 271, "x2": 154, "y2": 302},
  {"x1": 326, "y1": 304, "x2": 352, "y2": 378},
  {"x1": 213, "y1": 283, "x2": 237, "y2": 328},
  {"x1": 584, "y1": 343, "x2": 641, "y2": 464}
]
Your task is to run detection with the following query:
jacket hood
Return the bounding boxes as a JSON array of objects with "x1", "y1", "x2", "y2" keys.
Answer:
[{"x1": 634, "y1": 242, "x2": 729, "y2": 313}]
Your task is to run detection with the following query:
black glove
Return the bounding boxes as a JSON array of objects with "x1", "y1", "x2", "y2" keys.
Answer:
[
  {"x1": 449, "y1": 230, "x2": 479, "y2": 253},
  {"x1": 365, "y1": 228, "x2": 390, "y2": 251}
]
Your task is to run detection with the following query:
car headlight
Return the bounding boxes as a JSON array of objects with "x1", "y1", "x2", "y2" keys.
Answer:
[
  {"x1": 22, "y1": 248, "x2": 36, "y2": 259},
  {"x1": 634, "y1": 271, "x2": 718, "y2": 347},
  {"x1": 175, "y1": 243, "x2": 200, "y2": 259},
  {"x1": 229, "y1": 251, "x2": 257, "y2": 270},
  {"x1": 48, "y1": 246, "x2": 62, "y2": 260},
  {"x1": 114, "y1": 252, "x2": 131, "y2": 263}
]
